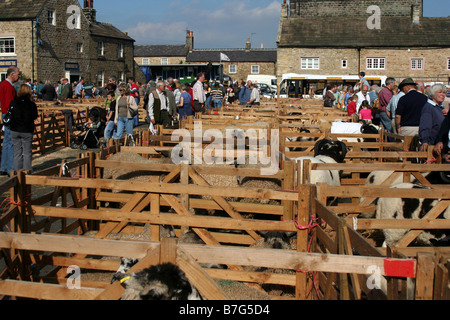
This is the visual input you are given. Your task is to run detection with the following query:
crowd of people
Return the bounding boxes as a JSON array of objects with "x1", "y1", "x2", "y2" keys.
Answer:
[
  {"x1": 0, "y1": 69, "x2": 265, "y2": 175},
  {"x1": 325, "y1": 72, "x2": 450, "y2": 162},
  {"x1": 1, "y1": 66, "x2": 449, "y2": 175}
]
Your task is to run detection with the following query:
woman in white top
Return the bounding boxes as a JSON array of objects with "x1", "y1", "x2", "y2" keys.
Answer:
[{"x1": 113, "y1": 83, "x2": 139, "y2": 140}]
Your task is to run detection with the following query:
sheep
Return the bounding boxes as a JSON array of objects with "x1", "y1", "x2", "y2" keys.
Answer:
[
  {"x1": 284, "y1": 128, "x2": 316, "y2": 152},
  {"x1": 245, "y1": 231, "x2": 297, "y2": 297},
  {"x1": 252, "y1": 231, "x2": 297, "y2": 250},
  {"x1": 331, "y1": 121, "x2": 380, "y2": 151},
  {"x1": 114, "y1": 262, "x2": 202, "y2": 300},
  {"x1": 376, "y1": 182, "x2": 450, "y2": 247},
  {"x1": 111, "y1": 257, "x2": 139, "y2": 284},
  {"x1": 361, "y1": 170, "x2": 450, "y2": 218},
  {"x1": 285, "y1": 139, "x2": 347, "y2": 205}
]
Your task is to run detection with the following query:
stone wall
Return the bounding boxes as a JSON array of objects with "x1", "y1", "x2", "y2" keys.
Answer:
[
  {"x1": 277, "y1": 46, "x2": 450, "y2": 83},
  {"x1": 289, "y1": 0, "x2": 422, "y2": 18},
  {"x1": 221, "y1": 61, "x2": 276, "y2": 83},
  {"x1": 1, "y1": 0, "x2": 137, "y2": 86},
  {"x1": 88, "y1": 35, "x2": 135, "y2": 85},
  {"x1": 277, "y1": 47, "x2": 359, "y2": 83},
  {"x1": 0, "y1": 21, "x2": 34, "y2": 80},
  {"x1": 134, "y1": 57, "x2": 187, "y2": 66},
  {"x1": 360, "y1": 47, "x2": 450, "y2": 81},
  {"x1": 36, "y1": 0, "x2": 91, "y2": 84}
]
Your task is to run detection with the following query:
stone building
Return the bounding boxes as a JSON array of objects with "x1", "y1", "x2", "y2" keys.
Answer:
[
  {"x1": 277, "y1": 0, "x2": 450, "y2": 93},
  {"x1": 0, "y1": 0, "x2": 139, "y2": 87},
  {"x1": 134, "y1": 31, "x2": 277, "y2": 83}
]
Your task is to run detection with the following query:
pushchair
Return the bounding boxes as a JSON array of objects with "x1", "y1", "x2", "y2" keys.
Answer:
[{"x1": 70, "y1": 107, "x2": 107, "y2": 150}]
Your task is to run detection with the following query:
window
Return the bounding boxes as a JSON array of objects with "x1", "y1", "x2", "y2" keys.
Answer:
[
  {"x1": 229, "y1": 65, "x2": 237, "y2": 74},
  {"x1": 77, "y1": 43, "x2": 83, "y2": 53},
  {"x1": 411, "y1": 58, "x2": 423, "y2": 70},
  {"x1": 97, "y1": 71, "x2": 104, "y2": 86},
  {"x1": 142, "y1": 58, "x2": 150, "y2": 65},
  {"x1": 0, "y1": 72, "x2": 6, "y2": 82},
  {"x1": 366, "y1": 57, "x2": 385, "y2": 69},
  {"x1": 447, "y1": 58, "x2": 450, "y2": 70},
  {"x1": 0, "y1": 37, "x2": 15, "y2": 55},
  {"x1": 161, "y1": 58, "x2": 168, "y2": 65},
  {"x1": 97, "y1": 41, "x2": 104, "y2": 56},
  {"x1": 47, "y1": 9, "x2": 56, "y2": 25},
  {"x1": 301, "y1": 58, "x2": 319, "y2": 69},
  {"x1": 117, "y1": 43, "x2": 124, "y2": 59},
  {"x1": 251, "y1": 65, "x2": 260, "y2": 74},
  {"x1": 341, "y1": 59, "x2": 348, "y2": 69}
]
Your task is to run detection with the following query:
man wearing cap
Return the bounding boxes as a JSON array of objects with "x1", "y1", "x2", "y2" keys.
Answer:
[{"x1": 395, "y1": 78, "x2": 428, "y2": 137}]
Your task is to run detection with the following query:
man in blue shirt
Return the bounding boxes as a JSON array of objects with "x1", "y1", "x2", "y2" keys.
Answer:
[
  {"x1": 238, "y1": 81, "x2": 252, "y2": 105},
  {"x1": 75, "y1": 78, "x2": 84, "y2": 98},
  {"x1": 387, "y1": 87, "x2": 405, "y2": 134}
]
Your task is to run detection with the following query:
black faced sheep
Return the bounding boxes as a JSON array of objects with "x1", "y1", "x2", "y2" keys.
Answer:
[
  {"x1": 376, "y1": 182, "x2": 450, "y2": 247},
  {"x1": 111, "y1": 257, "x2": 139, "y2": 284},
  {"x1": 114, "y1": 262, "x2": 202, "y2": 300},
  {"x1": 246, "y1": 231, "x2": 297, "y2": 297},
  {"x1": 287, "y1": 139, "x2": 347, "y2": 186}
]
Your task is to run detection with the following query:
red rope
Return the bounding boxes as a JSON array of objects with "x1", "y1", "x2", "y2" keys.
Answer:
[{"x1": 284, "y1": 215, "x2": 322, "y2": 300}]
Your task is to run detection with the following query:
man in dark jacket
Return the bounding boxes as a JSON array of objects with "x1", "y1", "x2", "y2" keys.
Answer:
[
  {"x1": 41, "y1": 81, "x2": 57, "y2": 101},
  {"x1": 395, "y1": 78, "x2": 428, "y2": 137},
  {"x1": 59, "y1": 78, "x2": 73, "y2": 100}
]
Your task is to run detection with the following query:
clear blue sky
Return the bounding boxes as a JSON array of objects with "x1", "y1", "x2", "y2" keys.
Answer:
[{"x1": 79, "y1": 0, "x2": 449, "y2": 49}]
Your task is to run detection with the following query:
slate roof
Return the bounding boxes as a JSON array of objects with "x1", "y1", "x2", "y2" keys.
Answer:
[
  {"x1": 90, "y1": 22, "x2": 134, "y2": 42},
  {"x1": 134, "y1": 45, "x2": 187, "y2": 57},
  {"x1": 0, "y1": 0, "x2": 47, "y2": 20},
  {"x1": 186, "y1": 49, "x2": 277, "y2": 63},
  {"x1": 278, "y1": 16, "x2": 450, "y2": 48}
]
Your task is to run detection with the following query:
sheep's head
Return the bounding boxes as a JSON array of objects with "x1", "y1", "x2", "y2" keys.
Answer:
[
  {"x1": 314, "y1": 139, "x2": 347, "y2": 163},
  {"x1": 259, "y1": 231, "x2": 296, "y2": 250},
  {"x1": 116, "y1": 263, "x2": 201, "y2": 300}
]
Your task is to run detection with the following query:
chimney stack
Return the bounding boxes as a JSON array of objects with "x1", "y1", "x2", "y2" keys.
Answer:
[
  {"x1": 411, "y1": 5, "x2": 420, "y2": 24},
  {"x1": 186, "y1": 30, "x2": 194, "y2": 53},
  {"x1": 245, "y1": 38, "x2": 251, "y2": 52},
  {"x1": 83, "y1": 0, "x2": 96, "y2": 22}
]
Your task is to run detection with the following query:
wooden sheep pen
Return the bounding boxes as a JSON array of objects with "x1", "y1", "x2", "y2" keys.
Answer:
[
  {"x1": 0, "y1": 97, "x2": 449, "y2": 300},
  {"x1": 0, "y1": 143, "x2": 448, "y2": 300}
]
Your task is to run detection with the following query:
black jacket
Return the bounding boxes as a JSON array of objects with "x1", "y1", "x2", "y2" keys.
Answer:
[
  {"x1": 9, "y1": 98, "x2": 38, "y2": 133},
  {"x1": 396, "y1": 90, "x2": 428, "y2": 126},
  {"x1": 436, "y1": 115, "x2": 449, "y2": 154},
  {"x1": 41, "y1": 84, "x2": 57, "y2": 101}
]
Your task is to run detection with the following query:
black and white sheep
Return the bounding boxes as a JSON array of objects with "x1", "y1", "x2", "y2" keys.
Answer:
[
  {"x1": 287, "y1": 138, "x2": 347, "y2": 186},
  {"x1": 113, "y1": 262, "x2": 202, "y2": 300},
  {"x1": 376, "y1": 182, "x2": 450, "y2": 247}
]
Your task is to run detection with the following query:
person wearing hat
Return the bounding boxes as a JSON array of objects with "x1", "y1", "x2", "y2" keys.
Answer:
[{"x1": 395, "y1": 78, "x2": 428, "y2": 137}]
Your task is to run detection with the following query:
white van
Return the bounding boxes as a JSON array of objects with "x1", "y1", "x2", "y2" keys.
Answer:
[{"x1": 246, "y1": 75, "x2": 277, "y2": 92}]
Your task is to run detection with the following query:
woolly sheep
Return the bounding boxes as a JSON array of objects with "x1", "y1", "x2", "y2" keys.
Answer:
[
  {"x1": 115, "y1": 263, "x2": 202, "y2": 300},
  {"x1": 376, "y1": 182, "x2": 450, "y2": 247}
]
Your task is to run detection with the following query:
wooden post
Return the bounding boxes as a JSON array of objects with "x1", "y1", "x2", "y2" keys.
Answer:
[
  {"x1": 40, "y1": 113, "x2": 45, "y2": 154},
  {"x1": 160, "y1": 238, "x2": 178, "y2": 265},
  {"x1": 17, "y1": 170, "x2": 32, "y2": 281},
  {"x1": 180, "y1": 163, "x2": 189, "y2": 235},
  {"x1": 296, "y1": 184, "x2": 312, "y2": 299},
  {"x1": 415, "y1": 252, "x2": 436, "y2": 300},
  {"x1": 337, "y1": 218, "x2": 350, "y2": 300},
  {"x1": 282, "y1": 161, "x2": 294, "y2": 221}
]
